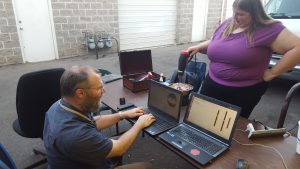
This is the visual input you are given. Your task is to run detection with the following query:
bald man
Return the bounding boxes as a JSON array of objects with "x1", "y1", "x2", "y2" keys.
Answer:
[{"x1": 43, "y1": 65, "x2": 156, "y2": 169}]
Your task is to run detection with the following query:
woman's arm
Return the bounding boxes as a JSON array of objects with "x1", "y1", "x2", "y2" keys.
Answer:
[
  {"x1": 264, "y1": 28, "x2": 300, "y2": 81},
  {"x1": 187, "y1": 39, "x2": 211, "y2": 56}
]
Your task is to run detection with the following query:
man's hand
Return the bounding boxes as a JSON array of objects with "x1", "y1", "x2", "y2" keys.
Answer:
[
  {"x1": 123, "y1": 107, "x2": 144, "y2": 119},
  {"x1": 135, "y1": 114, "x2": 156, "y2": 129},
  {"x1": 107, "y1": 113, "x2": 156, "y2": 157}
]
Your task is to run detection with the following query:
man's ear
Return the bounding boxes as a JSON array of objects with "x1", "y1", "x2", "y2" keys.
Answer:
[{"x1": 75, "y1": 88, "x2": 86, "y2": 99}]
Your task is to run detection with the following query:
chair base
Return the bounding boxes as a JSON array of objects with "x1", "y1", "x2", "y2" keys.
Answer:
[
  {"x1": 24, "y1": 148, "x2": 47, "y2": 169},
  {"x1": 24, "y1": 158, "x2": 47, "y2": 169},
  {"x1": 33, "y1": 148, "x2": 46, "y2": 156},
  {"x1": 110, "y1": 156, "x2": 123, "y2": 167}
]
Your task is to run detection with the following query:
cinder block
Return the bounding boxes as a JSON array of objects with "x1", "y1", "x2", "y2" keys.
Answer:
[
  {"x1": 3, "y1": 40, "x2": 20, "y2": 48},
  {"x1": 6, "y1": 54, "x2": 23, "y2": 64},
  {"x1": 60, "y1": 9, "x2": 73, "y2": 16},
  {"x1": 0, "y1": 56, "x2": 6, "y2": 64},
  {"x1": 0, "y1": 49, "x2": 13, "y2": 57},
  {"x1": 0, "y1": 34, "x2": 9, "y2": 41},
  {"x1": 66, "y1": 3, "x2": 78, "y2": 9}
]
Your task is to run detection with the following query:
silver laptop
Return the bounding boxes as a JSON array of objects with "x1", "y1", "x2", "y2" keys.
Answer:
[{"x1": 159, "y1": 93, "x2": 241, "y2": 165}]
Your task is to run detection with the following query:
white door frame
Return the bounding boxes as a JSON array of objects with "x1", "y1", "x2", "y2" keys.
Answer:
[
  {"x1": 192, "y1": 0, "x2": 208, "y2": 42},
  {"x1": 12, "y1": 0, "x2": 58, "y2": 62}
]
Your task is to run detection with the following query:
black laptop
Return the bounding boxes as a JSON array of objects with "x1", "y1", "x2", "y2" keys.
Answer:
[
  {"x1": 159, "y1": 93, "x2": 241, "y2": 165},
  {"x1": 128, "y1": 80, "x2": 182, "y2": 136}
]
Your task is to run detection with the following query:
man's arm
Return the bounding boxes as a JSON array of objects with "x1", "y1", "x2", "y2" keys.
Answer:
[
  {"x1": 93, "y1": 107, "x2": 144, "y2": 129},
  {"x1": 106, "y1": 114, "x2": 155, "y2": 158}
]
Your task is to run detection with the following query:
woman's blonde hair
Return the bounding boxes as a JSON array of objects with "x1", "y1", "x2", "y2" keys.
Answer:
[{"x1": 222, "y1": 0, "x2": 277, "y2": 45}]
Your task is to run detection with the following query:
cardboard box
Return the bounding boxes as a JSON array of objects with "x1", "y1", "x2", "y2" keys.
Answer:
[{"x1": 119, "y1": 50, "x2": 160, "y2": 92}]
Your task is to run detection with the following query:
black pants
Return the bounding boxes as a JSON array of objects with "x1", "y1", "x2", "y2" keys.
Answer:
[{"x1": 199, "y1": 75, "x2": 268, "y2": 118}]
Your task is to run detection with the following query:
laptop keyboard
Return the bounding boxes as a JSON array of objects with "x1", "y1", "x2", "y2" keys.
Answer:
[
  {"x1": 144, "y1": 108, "x2": 173, "y2": 130},
  {"x1": 153, "y1": 116, "x2": 172, "y2": 130},
  {"x1": 171, "y1": 126, "x2": 223, "y2": 155}
]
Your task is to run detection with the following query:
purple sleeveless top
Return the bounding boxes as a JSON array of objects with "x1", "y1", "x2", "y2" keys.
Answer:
[{"x1": 207, "y1": 18, "x2": 285, "y2": 87}]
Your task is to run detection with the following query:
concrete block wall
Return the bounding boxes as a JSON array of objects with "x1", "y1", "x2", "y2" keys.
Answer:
[
  {"x1": 176, "y1": 0, "x2": 194, "y2": 44},
  {"x1": 0, "y1": 0, "x2": 223, "y2": 66},
  {"x1": 0, "y1": 0, "x2": 22, "y2": 66},
  {"x1": 51, "y1": 0, "x2": 119, "y2": 59}
]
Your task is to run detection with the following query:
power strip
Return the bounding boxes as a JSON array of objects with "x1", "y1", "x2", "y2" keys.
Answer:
[{"x1": 246, "y1": 123, "x2": 286, "y2": 138}]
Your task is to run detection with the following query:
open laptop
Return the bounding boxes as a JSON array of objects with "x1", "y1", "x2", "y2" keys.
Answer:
[
  {"x1": 128, "y1": 80, "x2": 182, "y2": 136},
  {"x1": 159, "y1": 93, "x2": 241, "y2": 165}
]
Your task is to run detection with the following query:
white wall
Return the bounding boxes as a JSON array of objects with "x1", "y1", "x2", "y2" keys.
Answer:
[{"x1": 191, "y1": 0, "x2": 208, "y2": 41}]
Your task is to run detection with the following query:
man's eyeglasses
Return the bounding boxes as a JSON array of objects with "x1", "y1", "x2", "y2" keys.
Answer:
[{"x1": 78, "y1": 86, "x2": 104, "y2": 92}]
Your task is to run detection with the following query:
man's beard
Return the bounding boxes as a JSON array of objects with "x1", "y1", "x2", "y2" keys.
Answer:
[{"x1": 81, "y1": 97, "x2": 101, "y2": 113}]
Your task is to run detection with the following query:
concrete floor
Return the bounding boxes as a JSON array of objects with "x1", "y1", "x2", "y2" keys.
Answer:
[{"x1": 1, "y1": 43, "x2": 300, "y2": 169}]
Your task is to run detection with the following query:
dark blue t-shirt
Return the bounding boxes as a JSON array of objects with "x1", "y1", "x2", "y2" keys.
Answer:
[{"x1": 43, "y1": 99, "x2": 113, "y2": 169}]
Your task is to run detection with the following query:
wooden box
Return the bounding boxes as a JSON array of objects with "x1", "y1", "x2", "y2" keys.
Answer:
[{"x1": 119, "y1": 50, "x2": 160, "y2": 92}]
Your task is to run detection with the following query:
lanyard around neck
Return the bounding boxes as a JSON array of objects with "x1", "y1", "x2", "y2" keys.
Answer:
[{"x1": 59, "y1": 101, "x2": 95, "y2": 126}]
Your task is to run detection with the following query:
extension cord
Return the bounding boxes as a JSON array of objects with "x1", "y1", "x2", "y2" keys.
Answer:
[{"x1": 246, "y1": 123, "x2": 286, "y2": 138}]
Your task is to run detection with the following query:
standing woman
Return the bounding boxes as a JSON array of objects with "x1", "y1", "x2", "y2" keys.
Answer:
[{"x1": 187, "y1": 0, "x2": 300, "y2": 118}]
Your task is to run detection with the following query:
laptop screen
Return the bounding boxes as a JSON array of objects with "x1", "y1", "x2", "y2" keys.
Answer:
[
  {"x1": 186, "y1": 94, "x2": 240, "y2": 141},
  {"x1": 148, "y1": 81, "x2": 181, "y2": 119}
]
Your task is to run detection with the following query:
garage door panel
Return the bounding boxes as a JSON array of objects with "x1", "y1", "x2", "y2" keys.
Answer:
[
  {"x1": 121, "y1": 37, "x2": 175, "y2": 45},
  {"x1": 120, "y1": 31, "x2": 176, "y2": 39},
  {"x1": 119, "y1": 12, "x2": 177, "y2": 18},
  {"x1": 120, "y1": 39, "x2": 175, "y2": 50},
  {"x1": 118, "y1": 0, "x2": 177, "y2": 50},
  {"x1": 119, "y1": 21, "x2": 176, "y2": 29},
  {"x1": 120, "y1": 33, "x2": 176, "y2": 42},
  {"x1": 119, "y1": 5, "x2": 176, "y2": 11},
  {"x1": 119, "y1": 15, "x2": 176, "y2": 22},
  {"x1": 119, "y1": 26, "x2": 176, "y2": 35},
  {"x1": 118, "y1": 0, "x2": 176, "y2": 6}
]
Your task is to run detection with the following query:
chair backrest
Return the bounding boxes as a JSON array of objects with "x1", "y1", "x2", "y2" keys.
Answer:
[
  {"x1": 98, "y1": 69, "x2": 112, "y2": 76},
  {"x1": 169, "y1": 60, "x2": 206, "y2": 92},
  {"x1": 16, "y1": 68, "x2": 65, "y2": 138},
  {"x1": 277, "y1": 82, "x2": 300, "y2": 128},
  {"x1": 0, "y1": 144, "x2": 17, "y2": 169}
]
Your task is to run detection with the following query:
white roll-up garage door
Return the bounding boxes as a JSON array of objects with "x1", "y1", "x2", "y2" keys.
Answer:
[{"x1": 118, "y1": 0, "x2": 177, "y2": 50}]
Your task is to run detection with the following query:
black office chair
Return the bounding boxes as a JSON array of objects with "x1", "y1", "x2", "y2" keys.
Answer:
[
  {"x1": 277, "y1": 82, "x2": 300, "y2": 129},
  {"x1": 0, "y1": 144, "x2": 17, "y2": 169},
  {"x1": 12, "y1": 68, "x2": 65, "y2": 169}
]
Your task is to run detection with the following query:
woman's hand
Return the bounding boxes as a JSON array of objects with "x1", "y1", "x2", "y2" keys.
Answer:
[
  {"x1": 263, "y1": 69, "x2": 276, "y2": 82},
  {"x1": 187, "y1": 44, "x2": 202, "y2": 56},
  {"x1": 186, "y1": 40, "x2": 211, "y2": 56}
]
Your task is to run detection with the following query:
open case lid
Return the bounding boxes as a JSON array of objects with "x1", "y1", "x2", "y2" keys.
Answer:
[{"x1": 119, "y1": 50, "x2": 153, "y2": 75}]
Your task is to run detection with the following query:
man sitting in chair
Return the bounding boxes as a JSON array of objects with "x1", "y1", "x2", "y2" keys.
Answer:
[{"x1": 43, "y1": 65, "x2": 156, "y2": 169}]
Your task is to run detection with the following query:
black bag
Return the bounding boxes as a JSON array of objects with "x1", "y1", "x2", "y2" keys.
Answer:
[{"x1": 170, "y1": 55, "x2": 207, "y2": 92}]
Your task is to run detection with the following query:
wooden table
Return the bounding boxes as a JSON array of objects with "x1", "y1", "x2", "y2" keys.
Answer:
[{"x1": 102, "y1": 79, "x2": 300, "y2": 169}]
